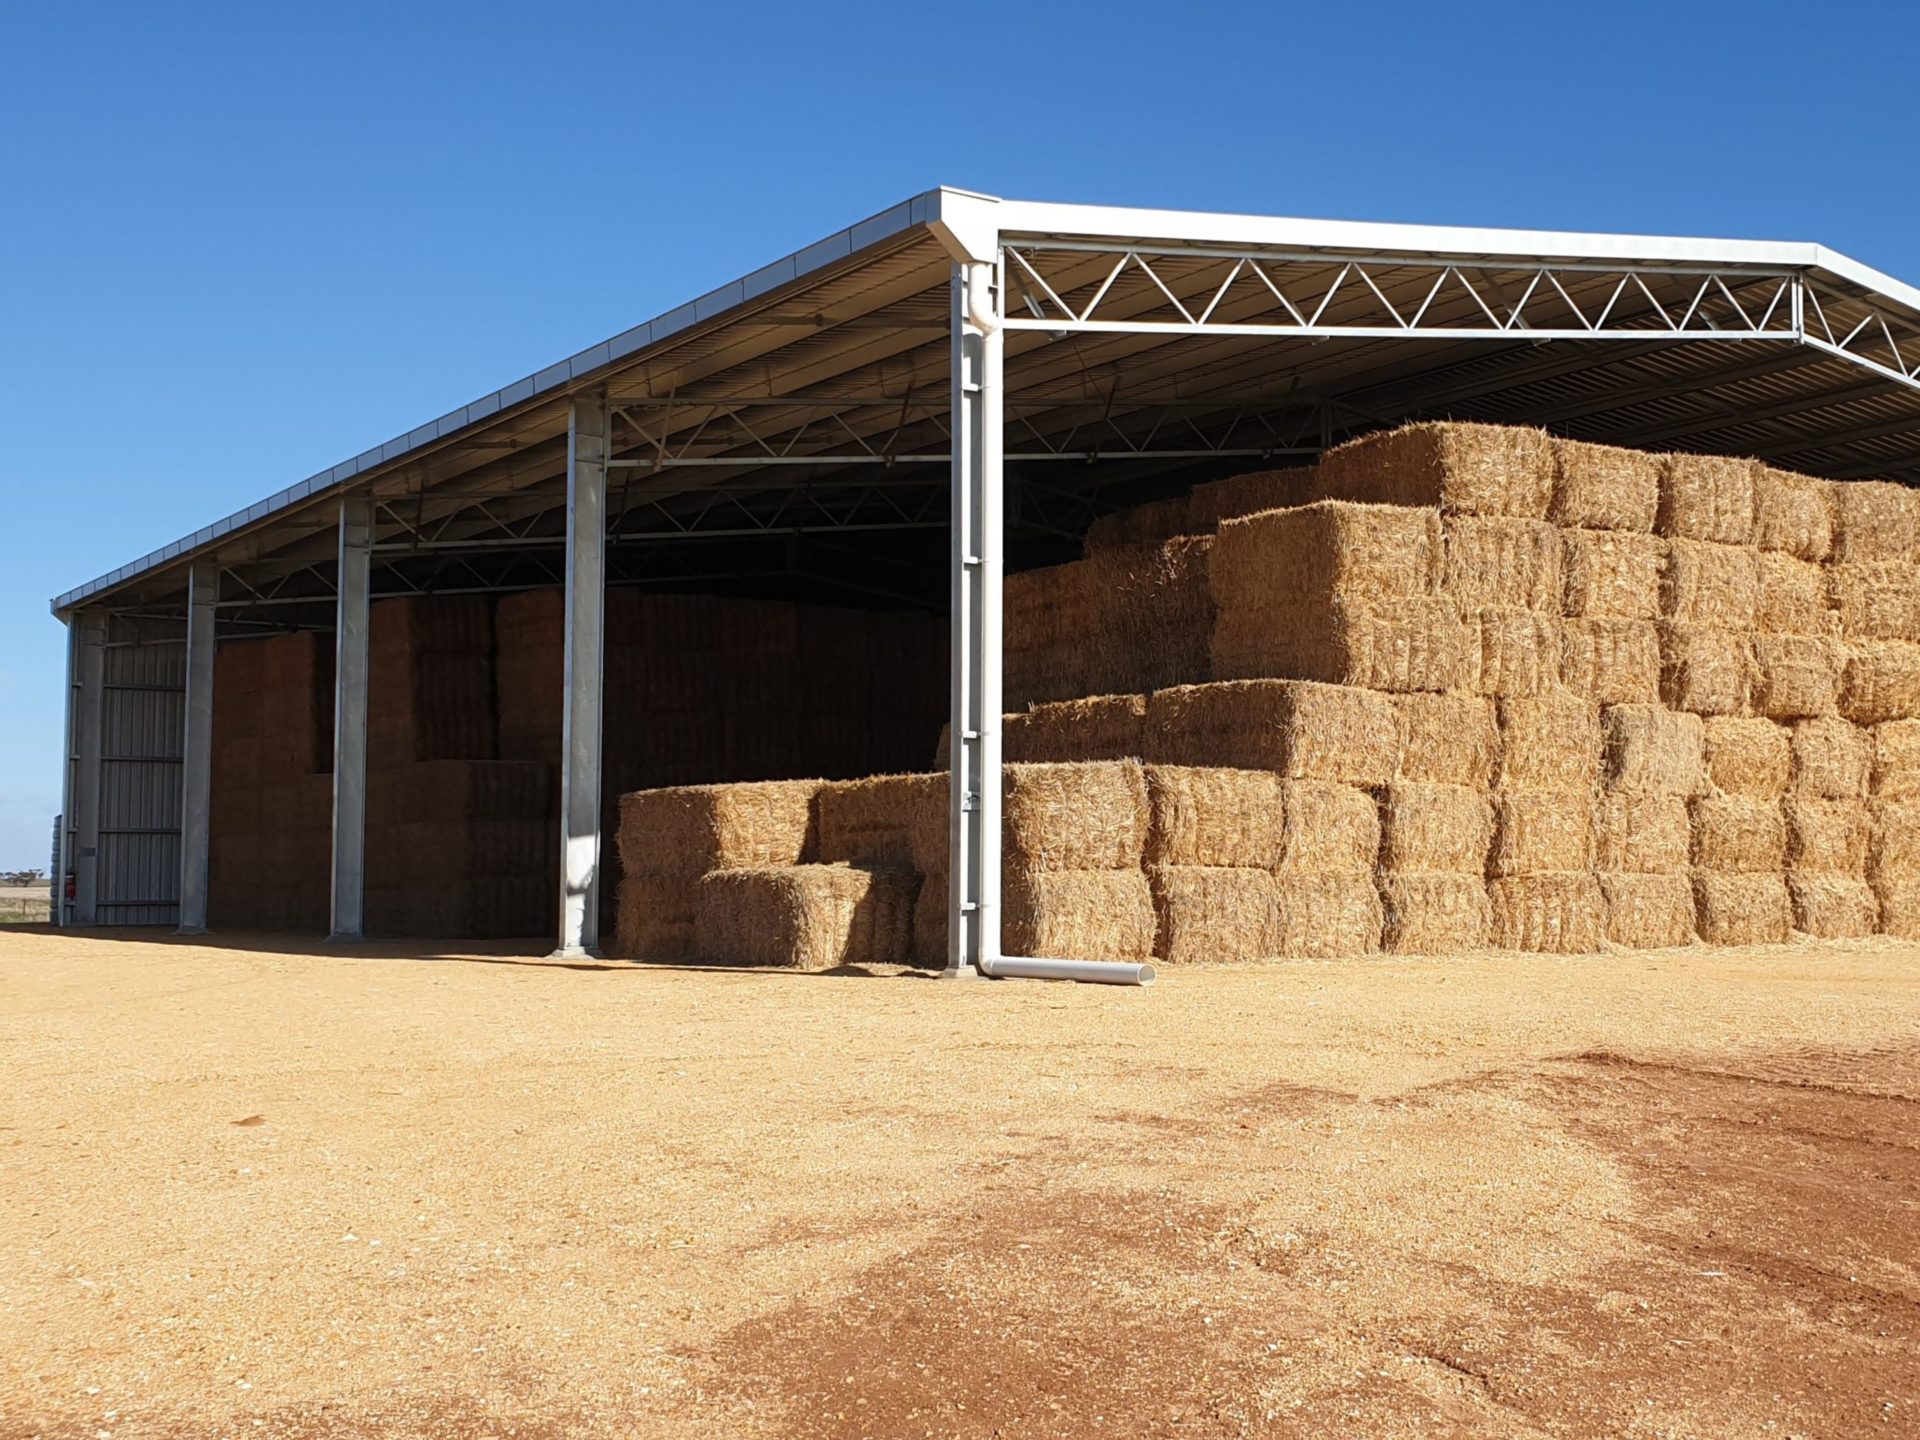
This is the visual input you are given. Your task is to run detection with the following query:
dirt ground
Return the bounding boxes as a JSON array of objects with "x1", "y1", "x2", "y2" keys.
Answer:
[{"x1": 2, "y1": 929, "x2": 1917, "y2": 1439}]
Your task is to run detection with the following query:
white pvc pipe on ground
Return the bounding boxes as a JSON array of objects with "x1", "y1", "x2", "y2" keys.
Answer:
[{"x1": 984, "y1": 956, "x2": 1157, "y2": 986}]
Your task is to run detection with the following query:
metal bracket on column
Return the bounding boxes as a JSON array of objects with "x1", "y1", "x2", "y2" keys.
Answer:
[
  {"x1": 68, "y1": 611, "x2": 107, "y2": 927},
  {"x1": 554, "y1": 390, "x2": 609, "y2": 959},
  {"x1": 177, "y1": 561, "x2": 217, "y2": 933},
  {"x1": 329, "y1": 497, "x2": 374, "y2": 942}
]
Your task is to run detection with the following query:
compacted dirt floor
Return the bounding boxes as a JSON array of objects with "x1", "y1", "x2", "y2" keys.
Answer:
[{"x1": 2, "y1": 929, "x2": 1917, "y2": 1439}]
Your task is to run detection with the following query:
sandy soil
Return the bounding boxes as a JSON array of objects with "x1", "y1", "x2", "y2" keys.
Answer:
[{"x1": 2, "y1": 928, "x2": 1917, "y2": 1439}]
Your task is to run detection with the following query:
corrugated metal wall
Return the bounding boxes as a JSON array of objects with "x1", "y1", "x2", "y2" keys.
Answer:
[{"x1": 96, "y1": 616, "x2": 186, "y2": 926}]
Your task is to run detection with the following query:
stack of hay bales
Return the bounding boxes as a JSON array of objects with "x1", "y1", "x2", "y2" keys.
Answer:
[
  {"x1": 1143, "y1": 767, "x2": 1285, "y2": 964},
  {"x1": 1870, "y1": 718, "x2": 1920, "y2": 935},
  {"x1": 369, "y1": 595, "x2": 497, "y2": 768}
]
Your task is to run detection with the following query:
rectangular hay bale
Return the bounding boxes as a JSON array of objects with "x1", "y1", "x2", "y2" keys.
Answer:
[
  {"x1": 1871, "y1": 719, "x2": 1920, "y2": 798},
  {"x1": 1550, "y1": 438, "x2": 1659, "y2": 532},
  {"x1": 1489, "y1": 873, "x2": 1605, "y2": 954},
  {"x1": 1489, "y1": 790, "x2": 1594, "y2": 877},
  {"x1": 1004, "y1": 761, "x2": 1148, "y2": 870},
  {"x1": 1595, "y1": 791, "x2": 1691, "y2": 875},
  {"x1": 1873, "y1": 876, "x2": 1920, "y2": 938},
  {"x1": 1146, "y1": 681, "x2": 1398, "y2": 785},
  {"x1": 1560, "y1": 529, "x2": 1661, "y2": 620},
  {"x1": 1660, "y1": 540, "x2": 1757, "y2": 626},
  {"x1": 1656, "y1": 453, "x2": 1757, "y2": 545},
  {"x1": 1828, "y1": 480, "x2": 1920, "y2": 564},
  {"x1": 1689, "y1": 795, "x2": 1786, "y2": 873},
  {"x1": 1751, "y1": 467, "x2": 1833, "y2": 561},
  {"x1": 1314, "y1": 422, "x2": 1555, "y2": 518},
  {"x1": 1004, "y1": 869, "x2": 1157, "y2": 961},
  {"x1": 1187, "y1": 468, "x2": 1315, "y2": 531},
  {"x1": 1869, "y1": 799, "x2": 1920, "y2": 881},
  {"x1": 1497, "y1": 692, "x2": 1603, "y2": 793},
  {"x1": 1840, "y1": 642, "x2": 1920, "y2": 726},
  {"x1": 1378, "y1": 873, "x2": 1492, "y2": 955},
  {"x1": 1211, "y1": 595, "x2": 1471, "y2": 694},
  {"x1": 1601, "y1": 872, "x2": 1696, "y2": 948},
  {"x1": 694, "y1": 864, "x2": 917, "y2": 970},
  {"x1": 1692, "y1": 872, "x2": 1792, "y2": 946},
  {"x1": 1271, "y1": 872, "x2": 1383, "y2": 958},
  {"x1": 1703, "y1": 717, "x2": 1790, "y2": 799},
  {"x1": 1144, "y1": 766, "x2": 1287, "y2": 868},
  {"x1": 1276, "y1": 781, "x2": 1381, "y2": 874},
  {"x1": 1790, "y1": 716, "x2": 1870, "y2": 798},
  {"x1": 1659, "y1": 624, "x2": 1753, "y2": 716},
  {"x1": 816, "y1": 773, "x2": 944, "y2": 868},
  {"x1": 1149, "y1": 865, "x2": 1278, "y2": 964},
  {"x1": 1471, "y1": 608, "x2": 1560, "y2": 698},
  {"x1": 1751, "y1": 633, "x2": 1841, "y2": 721},
  {"x1": 1005, "y1": 694, "x2": 1149, "y2": 763},
  {"x1": 1441, "y1": 516, "x2": 1562, "y2": 614},
  {"x1": 1559, "y1": 618, "x2": 1661, "y2": 704},
  {"x1": 1376, "y1": 783, "x2": 1494, "y2": 875},
  {"x1": 1753, "y1": 552, "x2": 1833, "y2": 636},
  {"x1": 1785, "y1": 796, "x2": 1870, "y2": 878},
  {"x1": 1788, "y1": 875, "x2": 1878, "y2": 939},
  {"x1": 1603, "y1": 704, "x2": 1706, "y2": 796},
  {"x1": 1830, "y1": 562, "x2": 1920, "y2": 642},
  {"x1": 1394, "y1": 692, "x2": 1498, "y2": 788}
]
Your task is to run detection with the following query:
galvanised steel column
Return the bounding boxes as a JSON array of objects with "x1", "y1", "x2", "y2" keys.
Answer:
[
  {"x1": 70, "y1": 609, "x2": 107, "y2": 926},
  {"x1": 329, "y1": 497, "x2": 374, "y2": 941},
  {"x1": 176, "y1": 560, "x2": 217, "y2": 933},
  {"x1": 554, "y1": 391, "x2": 609, "y2": 958},
  {"x1": 945, "y1": 258, "x2": 1004, "y2": 978}
]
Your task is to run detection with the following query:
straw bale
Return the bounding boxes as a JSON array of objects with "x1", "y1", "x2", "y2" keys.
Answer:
[
  {"x1": 1004, "y1": 869, "x2": 1157, "y2": 961},
  {"x1": 1656, "y1": 453, "x2": 1757, "y2": 545},
  {"x1": 1314, "y1": 422, "x2": 1555, "y2": 518},
  {"x1": 1874, "y1": 877, "x2": 1920, "y2": 938},
  {"x1": 1869, "y1": 799, "x2": 1920, "y2": 881},
  {"x1": 1689, "y1": 796, "x2": 1785, "y2": 873},
  {"x1": 912, "y1": 871, "x2": 948, "y2": 967},
  {"x1": 1702, "y1": 717, "x2": 1790, "y2": 799},
  {"x1": 816, "y1": 773, "x2": 944, "y2": 868},
  {"x1": 1840, "y1": 641, "x2": 1920, "y2": 725},
  {"x1": 1144, "y1": 766, "x2": 1287, "y2": 868},
  {"x1": 1084, "y1": 494, "x2": 1195, "y2": 554},
  {"x1": 614, "y1": 879, "x2": 696, "y2": 961},
  {"x1": 1752, "y1": 553, "x2": 1833, "y2": 636},
  {"x1": 1005, "y1": 694, "x2": 1149, "y2": 763},
  {"x1": 1603, "y1": 704, "x2": 1706, "y2": 795},
  {"x1": 1488, "y1": 873, "x2": 1604, "y2": 953},
  {"x1": 1394, "y1": 692, "x2": 1497, "y2": 787},
  {"x1": 1784, "y1": 796, "x2": 1870, "y2": 878},
  {"x1": 1210, "y1": 500, "x2": 1441, "y2": 611},
  {"x1": 1828, "y1": 480, "x2": 1920, "y2": 564},
  {"x1": 1276, "y1": 781, "x2": 1380, "y2": 874},
  {"x1": 1211, "y1": 594, "x2": 1471, "y2": 693},
  {"x1": 616, "y1": 780, "x2": 820, "y2": 883},
  {"x1": 1188, "y1": 468, "x2": 1315, "y2": 530},
  {"x1": 1751, "y1": 633, "x2": 1842, "y2": 721},
  {"x1": 1871, "y1": 720, "x2": 1920, "y2": 798},
  {"x1": 1788, "y1": 875, "x2": 1878, "y2": 938},
  {"x1": 1601, "y1": 872, "x2": 1696, "y2": 948},
  {"x1": 1497, "y1": 693, "x2": 1602, "y2": 793},
  {"x1": 1489, "y1": 790, "x2": 1594, "y2": 877},
  {"x1": 694, "y1": 864, "x2": 917, "y2": 970},
  {"x1": 1660, "y1": 540, "x2": 1757, "y2": 626},
  {"x1": 1271, "y1": 872, "x2": 1383, "y2": 957},
  {"x1": 1692, "y1": 872, "x2": 1792, "y2": 945},
  {"x1": 1595, "y1": 791, "x2": 1691, "y2": 875},
  {"x1": 1559, "y1": 618, "x2": 1660, "y2": 704},
  {"x1": 1830, "y1": 562, "x2": 1920, "y2": 642},
  {"x1": 1560, "y1": 529, "x2": 1661, "y2": 619},
  {"x1": 1004, "y1": 760, "x2": 1148, "y2": 871},
  {"x1": 1378, "y1": 873, "x2": 1492, "y2": 954},
  {"x1": 1790, "y1": 716, "x2": 1870, "y2": 799},
  {"x1": 1441, "y1": 517, "x2": 1561, "y2": 614},
  {"x1": 1149, "y1": 865, "x2": 1279, "y2": 964},
  {"x1": 1751, "y1": 467, "x2": 1833, "y2": 560},
  {"x1": 1376, "y1": 784, "x2": 1493, "y2": 875},
  {"x1": 1470, "y1": 608, "x2": 1559, "y2": 698},
  {"x1": 1146, "y1": 681, "x2": 1398, "y2": 784},
  {"x1": 1659, "y1": 624, "x2": 1754, "y2": 717},
  {"x1": 1550, "y1": 438, "x2": 1659, "y2": 532},
  {"x1": 1103, "y1": 535, "x2": 1217, "y2": 693}
]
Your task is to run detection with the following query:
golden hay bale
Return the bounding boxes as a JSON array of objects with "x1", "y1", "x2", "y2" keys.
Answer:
[
  {"x1": 1751, "y1": 467, "x2": 1833, "y2": 561},
  {"x1": 1595, "y1": 791, "x2": 1691, "y2": 875},
  {"x1": 1489, "y1": 790, "x2": 1595, "y2": 877},
  {"x1": 1751, "y1": 633, "x2": 1842, "y2": 721},
  {"x1": 1692, "y1": 872, "x2": 1792, "y2": 945},
  {"x1": 616, "y1": 780, "x2": 821, "y2": 884},
  {"x1": 1211, "y1": 594, "x2": 1472, "y2": 694},
  {"x1": 1488, "y1": 873, "x2": 1605, "y2": 953},
  {"x1": 1143, "y1": 765, "x2": 1287, "y2": 868},
  {"x1": 1314, "y1": 421, "x2": 1556, "y2": 518},
  {"x1": 1840, "y1": 641, "x2": 1920, "y2": 725},
  {"x1": 1784, "y1": 796, "x2": 1870, "y2": 878},
  {"x1": 1004, "y1": 868, "x2": 1157, "y2": 960},
  {"x1": 1788, "y1": 875, "x2": 1878, "y2": 938},
  {"x1": 1560, "y1": 529, "x2": 1662, "y2": 620},
  {"x1": 1084, "y1": 494, "x2": 1196, "y2": 554},
  {"x1": 1659, "y1": 623, "x2": 1754, "y2": 716},
  {"x1": 1210, "y1": 500, "x2": 1440, "y2": 611},
  {"x1": 1271, "y1": 872, "x2": 1383, "y2": 957},
  {"x1": 1146, "y1": 680, "x2": 1399, "y2": 784},
  {"x1": 1873, "y1": 876, "x2": 1920, "y2": 938},
  {"x1": 1394, "y1": 692, "x2": 1498, "y2": 787},
  {"x1": 1188, "y1": 468, "x2": 1316, "y2": 531},
  {"x1": 816, "y1": 773, "x2": 944, "y2": 868},
  {"x1": 1829, "y1": 562, "x2": 1920, "y2": 642},
  {"x1": 1470, "y1": 608, "x2": 1559, "y2": 698},
  {"x1": 1559, "y1": 618, "x2": 1661, "y2": 704},
  {"x1": 1702, "y1": 717, "x2": 1790, "y2": 799},
  {"x1": 1005, "y1": 761, "x2": 1148, "y2": 870},
  {"x1": 1689, "y1": 796, "x2": 1786, "y2": 873},
  {"x1": 694, "y1": 864, "x2": 918, "y2": 970},
  {"x1": 1603, "y1": 704, "x2": 1706, "y2": 795},
  {"x1": 1869, "y1": 799, "x2": 1920, "y2": 881},
  {"x1": 1497, "y1": 692, "x2": 1604, "y2": 793},
  {"x1": 1660, "y1": 540, "x2": 1757, "y2": 626},
  {"x1": 1790, "y1": 716, "x2": 1870, "y2": 799},
  {"x1": 1601, "y1": 872, "x2": 1696, "y2": 948},
  {"x1": 1005, "y1": 694, "x2": 1149, "y2": 763},
  {"x1": 1871, "y1": 720, "x2": 1920, "y2": 798},
  {"x1": 1376, "y1": 783, "x2": 1494, "y2": 875},
  {"x1": 912, "y1": 871, "x2": 948, "y2": 967},
  {"x1": 1655, "y1": 453, "x2": 1757, "y2": 545},
  {"x1": 1752, "y1": 552, "x2": 1834, "y2": 636},
  {"x1": 1441, "y1": 516, "x2": 1562, "y2": 614},
  {"x1": 1828, "y1": 480, "x2": 1920, "y2": 564},
  {"x1": 1149, "y1": 865, "x2": 1278, "y2": 964},
  {"x1": 614, "y1": 877, "x2": 697, "y2": 961},
  {"x1": 1378, "y1": 873, "x2": 1492, "y2": 954},
  {"x1": 1550, "y1": 438, "x2": 1660, "y2": 532},
  {"x1": 1276, "y1": 781, "x2": 1381, "y2": 874}
]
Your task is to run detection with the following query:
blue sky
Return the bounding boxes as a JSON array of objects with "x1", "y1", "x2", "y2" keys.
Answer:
[{"x1": 3, "y1": 1, "x2": 1918, "y2": 868}]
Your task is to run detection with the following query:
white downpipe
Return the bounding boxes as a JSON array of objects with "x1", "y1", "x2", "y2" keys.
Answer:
[{"x1": 985, "y1": 956, "x2": 1158, "y2": 986}]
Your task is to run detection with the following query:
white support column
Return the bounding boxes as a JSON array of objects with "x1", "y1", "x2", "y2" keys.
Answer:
[
  {"x1": 554, "y1": 391, "x2": 609, "y2": 958},
  {"x1": 329, "y1": 497, "x2": 374, "y2": 941},
  {"x1": 70, "y1": 609, "x2": 107, "y2": 926},
  {"x1": 945, "y1": 257, "x2": 1005, "y2": 978},
  {"x1": 177, "y1": 561, "x2": 217, "y2": 933}
]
